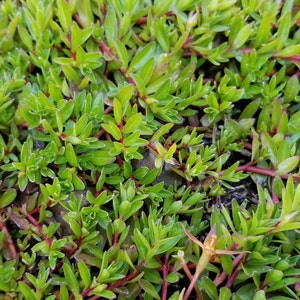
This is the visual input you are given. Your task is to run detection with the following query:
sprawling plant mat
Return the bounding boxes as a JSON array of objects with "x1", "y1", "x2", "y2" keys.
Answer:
[{"x1": 0, "y1": 0, "x2": 300, "y2": 299}]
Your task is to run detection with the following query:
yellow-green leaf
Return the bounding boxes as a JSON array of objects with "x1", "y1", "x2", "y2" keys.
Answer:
[
  {"x1": 123, "y1": 113, "x2": 142, "y2": 134},
  {"x1": 276, "y1": 156, "x2": 299, "y2": 176}
]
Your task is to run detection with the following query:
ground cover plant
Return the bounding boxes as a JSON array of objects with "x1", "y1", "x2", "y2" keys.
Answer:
[{"x1": 0, "y1": 0, "x2": 300, "y2": 299}]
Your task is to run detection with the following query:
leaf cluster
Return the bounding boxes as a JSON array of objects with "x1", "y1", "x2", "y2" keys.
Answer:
[{"x1": 0, "y1": 0, "x2": 300, "y2": 299}]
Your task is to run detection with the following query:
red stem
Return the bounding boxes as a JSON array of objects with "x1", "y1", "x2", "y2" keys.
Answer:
[
  {"x1": 161, "y1": 255, "x2": 169, "y2": 300},
  {"x1": 106, "y1": 268, "x2": 140, "y2": 291},
  {"x1": 136, "y1": 10, "x2": 174, "y2": 25},
  {"x1": 214, "y1": 253, "x2": 245, "y2": 286},
  {"x1": 96, "y1": 128, "x2": 105, "y2": 138},
  {"x1": 112, "y1": 233, "x2": 119, "y2": 245},
  {"x1": 104, "y1": 106, "x2": 113, "y2": 114},
  {"x1": 81, "y1": 287, "x2": 94, "y2": 298},
  {"x1": 0, "y1": 219, "x2": 18, "y2": 259},
  {"x1": 52, "y1": 235, "x2": 84, "y2": 273},
  {"x1": 99, "y1": 41, "x2": 114, "y2": 58},
  {"x1": 73, "y1": 14, "x2": 85, "y2": 28},
  {"x1": 226, "y1": 260, "x2": 242, "y2": 288},
  {"x1": 236, "y1": 164, "x2": 300, "y2": 182},
  {"x1": 136, "y1": 16, "x2": 148, "y2": 25},
  {"x1": 243, "y1": 142, "x2": 252, "y2": 150},
  {"x1": 21, "y1": 209, "x2": 52, "y2": 246}
]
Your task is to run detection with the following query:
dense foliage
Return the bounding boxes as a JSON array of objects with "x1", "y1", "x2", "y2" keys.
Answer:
[{"x1": 0, "y1": 0, "x2": 300, "y2": 299}]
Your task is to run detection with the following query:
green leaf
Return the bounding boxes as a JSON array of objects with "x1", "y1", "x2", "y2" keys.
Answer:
[
  {"x1": 219, "y1": 287, "x2": 232, "y2": 300},
  {"x1": 105, "y1": 5, "x2": 117, "y2": 46},
  {"x1": 236, "y1": 283, "x2": 256, "y2": 300},
  {"x1": 150, "y1": 236, "x2": 181, "y2": 256},
  {"x1": 64, "y1": 136, "x2": 82, "y2": 145},
  {"x1": 154, "y1": 19, "x2": 170, "y2": 52},
  {"x1": 133, "y1": 228, "x2": 151, "y2": 259},
  {"x1": 113, "y1": 98, "x2": 123, "y2": 125},
  {"x1": 19, "y1": 175, "x2": 29, "y2": 192},
  {"x1": 261, "y1": 132, "x2": 278, "y2": 167},
  {"x1": 139, "y1": 57, "x2": 155, "y2": 85},
  {"x1": 124, "y1": 200, "x2": 143, "y2": 220},
  {"x1": 88, "y1": 151, "x2": 115, "y2": 166},
  {"x1": 123, "y1": 130, "x2": 141, "y2": 146},
  {"x1": 271, "y1": 100, "x2": 282, "y2": 131},
  {"x1": 276, "y1": 156, "x2": 299, "y2": 176},
  {"x1": 277, "y1": 12, "x2": 291, "y2": 48},
  {"x1": 0, "y1": 189, "x2": 17, "y2": 208},
  {"x1": 105, "y1": 176, "x2": 123, "y2": 185},
  {"x1": 128, "y1": 42, "x2": 156, "y2": 73},
  {"x1": 61, "y1": 65, "x2": 81, "y2": 83},
  {"x1": 119, "y1": 200, "x2": 131, "y2": 219},
  {"x1": 71, "y1": 21, "x2": 81, "y2": 51},
  {"x1": 18, "y1": 25, "x2": 33, "y2": 51},
  {"x1": 252, "y1": 290, "x2": 266, "y2": 300},
  {"x1": 123, "y1": 113, "x2": 142, "y2": 134},
  {"x1": 202, "y1": 276, "x2": 218, "y2": 300},
  {"x1": 221, "y1": 254, "x2": 233, "y2": 275},
  {"x1": 131, "y1": 74, "x2": 146, "y2": 97},
  {"x1": 78, "y1": 261, "x2": 91, "y2": 288},
  {"x1": 19, "y1": 282, "x2": 35, "y2": 300},
  {"x1": 277, "y1": 44, "x2": 300, "y2": 57},
  {"x1": 96, "y1": 168, "x2": 106, "y2": 190},
  {"x1": 102, "y1": 122, "x2": 122, "y2": 140},
  {"x1": 254, "y1": 14, "x2": 272, "y2": 47},
  {"x1": 69, "y1": 219, "x2": 82, "y2": 238},
  {"x1": 281, "y1": 187, "x2": 293, "y2": 218},
  {"x1": 153, "y1": 0, "x2": 173, "y2": 16},
  {"x1": 65, "y1": 142, "x2": 79, "y2": 168},
  {"x1": 150, "y1": 123, "x2": 174, "y2": 142},
  {"x1": 20, "y1": 140, "x2": 29, "y2": 163},
  {"x1": 166, "y1": 273, "x2": 179, "y2": 283},
  {"x1": 139, "y1": 279, "x2": 160, "y2": 299},
  {"x1": 56, "y1": 0, "x2": 72, "y2": 31},
  {"x1": 0, "y1": 98, "x2": 14, "y2": 114},
  {"x1": 0, "y1": 278, "x2": 10, "y2": 293},
  {"x1": 97, "y1": 290, "x2": 116, "y2": 299},
  {"x1": 284, "y1": 75, "x2": 299, "y2": 103},
  {"x1": 113, "y1": 39, "x2": 128, "y2": 70},
  {"x1": 116, "y1": 85, "x2": 135, "y2": 107},
  {"x1": 63, "y1": 263, "x2": 79, "y2": 294},
  {"x1": 76, "y1": 0, "x2": 94, "y2": 27},
  {"x1": 293, "y1": 182, "x2": 300, "y2": 210},
  {"x1": 233, "y1": 24, "x2": 252, "y2": 49},
  {"x1": 154, "y1": 79, "x2": 171, "y2": 100},
  {"x1": 60, "y1": 285, "x2": 69, "y2": 300},
  {"x1": 264, "y1": 270, "x2": 283, "y2": 284}
]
